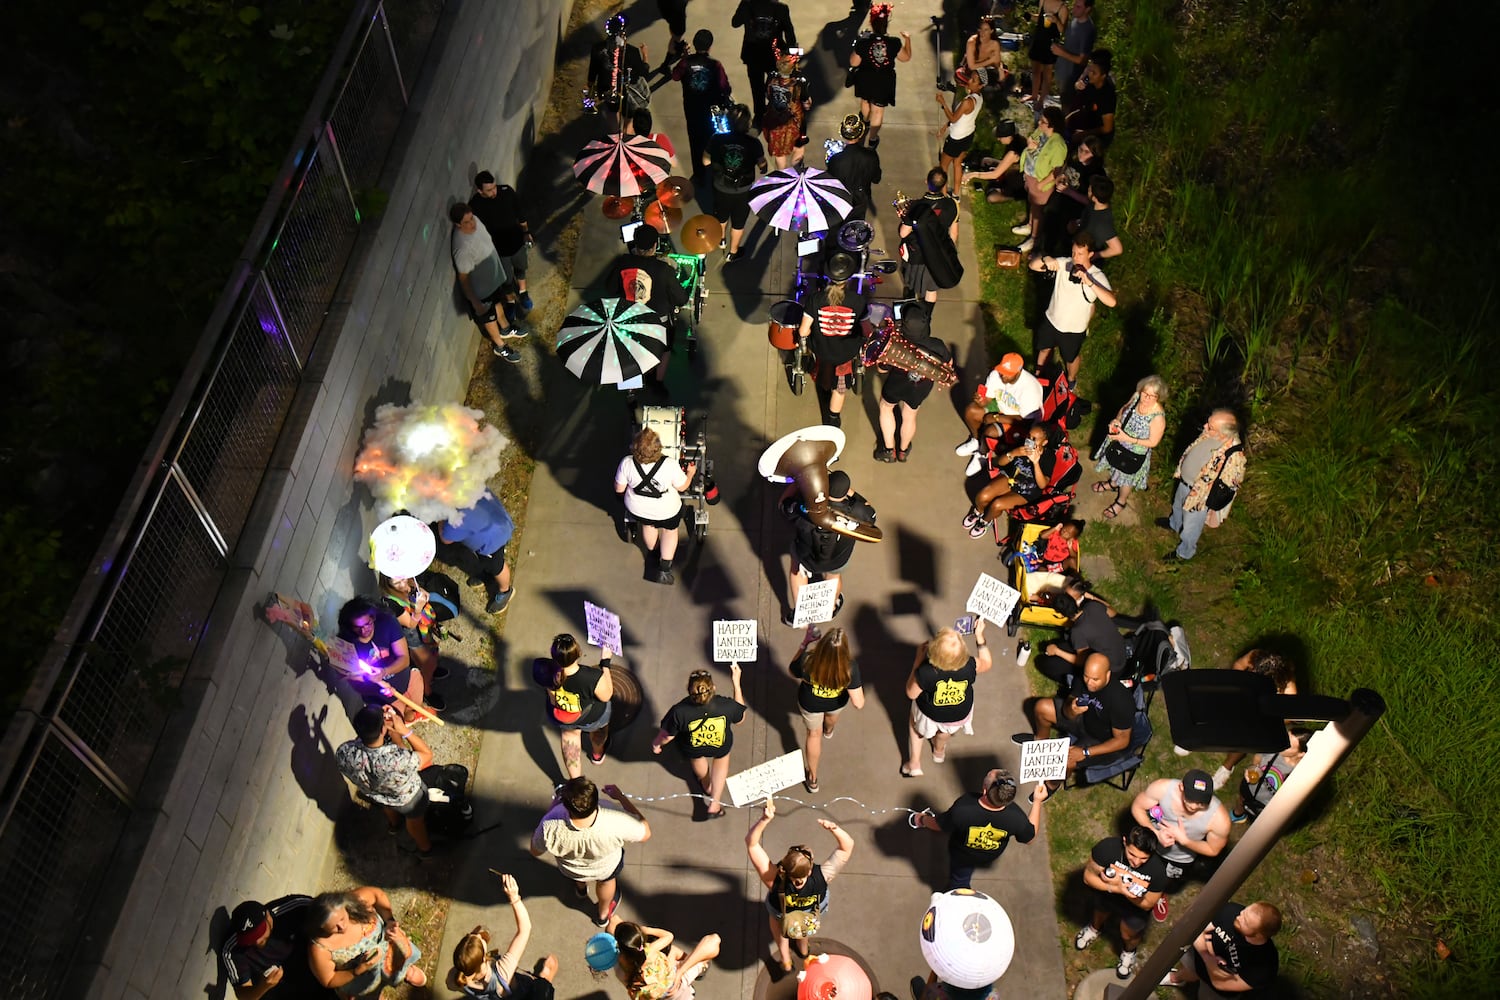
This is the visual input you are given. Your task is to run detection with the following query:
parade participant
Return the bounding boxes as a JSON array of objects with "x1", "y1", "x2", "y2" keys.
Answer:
[
  {"x1": 1027, "y1": 231, "x2": 1116, "y2": 384},
  {"x1": 903, "y1": 622, "x2": 993, "y2": 777},
  {"x1": 747, "y1": 799, "x2": 855, "y2": 974},
  {"x1": 587, "y1": 14, "x2": 650, "y2": 133},
  {"x1": 335, "y1": 597, "x2": 428, "y2": 720},
  {"x1": 1074, "y1": 825, "x2": 1169, "y2": 979},
  {"x1": 602, "y1": 227, "x2": 691, "y2": 380},
  {"x1": 542, "y1": 633, "x2": 615, "y2": 777},
  {"x1": 703, "y1": 104, "x2": 768, "y2": 262},
  {"x1": 307, "y1": 887, "x2": 427, "y2": 996},
  {"x1": 797, "y1": 271, "x2": 868, "y2": 428},
  {"x1": 651, "y1": 666, "x2": 747, "y2": 820},
  {"x1": 449, "y1": 204, "x2": 527, "y2": 363},
  {"x1": 781, "y1": 470, "x2": 876, "y2": 626},
  {"x1": 623, "y1": 109, "x2": 678, "y2": 167},
  {"x1": 671, "y1": 30, "x2": 733, "y2": 178},
  {"x1": 898, "y1": 168, "x2": 961, "y2": 306},
  {"x1": 335, "y1": 704, "x2": 434, "y2": 855},
  {"x1": 436, "y1": 490, "x2": 517, "y2": 614},
  {"x1": 848, "y1": 5, "x2": 912, "y2": 149},
  {"x1": 221, "y1": 895, "x2": 332, "y2": 1000},
  {"x1": 530, "y1": 777, "x2": 651, "y2": 929},
  {"x1": 825, "y1": 114, "x2": 882, "y2": 221},
  {"x1": 613, "y1": 921, "x2": 721, "y2": 999},
  {"x1": 450, "y1": 874, "x2": 559, "y2": 999},
  {"x1": 788, "y1": 626, "x2": 865, "y2": 792},
  {"x1": 658, "y1": 0, "x2": 692, "y2": 63},
  {"x1": 936, "y1": 67, "x2": 988, "y2": 194},
  {"x1": 953, "y1": 352, "x2": 1044, "y2": 477},
  {"x1": 616, "y1": 426, "x2": 696, "y2": 585},
  {"x1": 912, "y1": 769, "x2": 1047, "y2": 889},
  {"x1": 468, "y1": 171, "x2": 533, "y2": 320},
  {"x1": 732, "y1": 0, "x2": 797, "y2": 127},
  {"x1": 762, "y1": 52, "x2": 811, "y2": 170},
  {"x1": 875, "y1": 305, "x2": 951, "y2": 463}
]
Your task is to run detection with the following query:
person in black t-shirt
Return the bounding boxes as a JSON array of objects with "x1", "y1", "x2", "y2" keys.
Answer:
[
  {"x1": 899, "y1": 168, "x2": 961, "y2": 305},
  {"x1": 1016, "y1": 652, "x2": 1133, "y2": 778},
  {"x1": 1075, "y1": 825, "x2": 1169, "y2": 980},
  {"x1": 1065, "y1": 49, "x2": 1117, "y2": 148},
  {"x1": 703, "y1": 104, "x2": 767, "y2": 260},
  {"x1": 781, "y1": 470, "x2": 876, "y2": 626},
  {"x1": 824, "y1": 114, "x2": 882, "y2": 220},
  {"x1": 788, "y1": 625, "x2": 865, "y2": 792},
  {"x1": 1163, "y1": 901, "x2": 1282, "y2": 997},
  {"x1": 1031, "y1": 574, "x2": 1129, "y2": 684},
  {"x1": 543, "y1": 634, "x2": 615, "y2": 778},
  {"x1": 847, "y1": 8, "x2": 912, "y2": 147},
  {"x1": 731, "y1": 0, "x2": 797, "y2": 127},
  {"x1": 469, "y1": 171, "x2": 533, "y2": 320},
  {"x1": 671, "y1": 30, "x2": 733, "y2": 178},
  {"x1": 874, "y1": 304, "x2": 950, "y2": 463},
  {"x1": 588, "y1": 15, "x2": 651, "y2": 133},
  {"x1": 336, "y1": 598, "x2": 428, "y2": 721},
  {"x1": 798, "y1": 276, "x2": 868, "y2": 428},
  {"x1": 652, "y1": 666, "x2": 747, "y2": 819},
  {"x1": 747, "y1": 799, "x2": 854, "y2": 973},
  {"x1": 221, "y1": 895, "x2": 334, "y2": 1000},
  {"x1": 601, "y1": 227, "x2": 691, "y2": 380},
  {"x1": 913, "y1": 768, "x2": 1048, "y2": 889},
  {"x1": 1072, "y1": 175, "x2": 1123, "y2": 263},
  {"x1": 903, "y1": 622, "x2": 994, "y2": 776}
]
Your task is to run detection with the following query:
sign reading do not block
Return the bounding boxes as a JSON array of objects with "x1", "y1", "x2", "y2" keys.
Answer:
[
  {"x1": 713, "y1": 619, "x2": 758, "y2": 663},
  {"x1": 965, "y1": 572, "x2": 1022, "y2": 628},
  {"x1": 1018, "y1": 737, "x2": 1071, "y2": 783},
  {"x1": 726, "y1": 749, "x2": 807, "y2": 807}
]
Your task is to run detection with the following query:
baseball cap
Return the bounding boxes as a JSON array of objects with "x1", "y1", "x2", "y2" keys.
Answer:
[
  {"x1": 231, "y1": 901, "x2": 270, "y2": 947},
  {"x1": 1182, "y1": 769, "x2": 1214, "y2": 805},
  {"x1": 997, "y1": 353, "x2": 1024, "y2": 377}
]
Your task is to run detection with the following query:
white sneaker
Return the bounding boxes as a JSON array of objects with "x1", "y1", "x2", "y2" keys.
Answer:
[
  {"x1": 1173, "y1": 744, "x2": 1192, "y2": 758},
  {"x1": 1011, "y1": 222, "x2": 1032, "y2": 236},
  {"x1": 1212, "y1": 765, "x2": 1233, "y2": 791},
  {"x1": 1116, "y1": 950, "x2": 1138, "y2": 979},
  {"x1": 954, "y1": 437, "x2": 979, "y2": 456},
  {"x1": 1017, "y1": 237, "x2": 1035, "y2": 254},
  {"x1": 1074, "y1": 924, "x2": 1100, "y2": 950},
  {"x1": 964, "y1": 455, "x2": 983, "y2": 477}
]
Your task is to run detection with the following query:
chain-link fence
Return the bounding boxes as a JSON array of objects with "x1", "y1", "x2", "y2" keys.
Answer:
[{"x1": 0, "y1": 3, "x2": 445, "y2": 996}]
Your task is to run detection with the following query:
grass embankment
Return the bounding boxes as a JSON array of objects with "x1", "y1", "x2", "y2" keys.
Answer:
[{"x1": 967, "y1": 1, "x2": 1497, "y2": 996}]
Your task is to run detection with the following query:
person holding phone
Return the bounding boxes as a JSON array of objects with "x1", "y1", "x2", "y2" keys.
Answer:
[{"x1": 222, "y1": 895, "x2": 333, "y2": 1000}]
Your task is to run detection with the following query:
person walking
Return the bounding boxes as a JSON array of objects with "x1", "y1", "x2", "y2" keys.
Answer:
[
  {"x1": 902, "y1": 621, "x2": 993, "y2": 777},
  {"x1": 746, "y1": 799, "x2": 854, "y2": 974},
  {"x1": 911, "y1": 768, "x2": 1047, "y2": 889},
  {"x1": 788, "y1": 626, "x2": 865, "y2": 792},
  {"x1": 1159, "y1": 408, "x2": 1246, "y2": 564},
  {"x1": 541, "y1": 633, "x2": 615, "y2": 778},
  {"x1": 1093, "y1": 375, "x2": 1168, "y2": 520},
  {"x1": 732, "y1": 0, "x2": 796, "y2": 128},
  {"x1": 824, "y1": 115, "x2": 882, "y2": 221},
  {"x1": 650, "y1": 665, "x2": 747, "y2": 820},
  {"x1": 436, "y1": 490, "x2": 517, "y2": 614},
  {"x1": 616, "y1": 426, "x2": 697, "y2": 585},
  {"x1": 671, "y1": 30, "x2": 733, "y2": 180},
  {"x1": 874, "y1": 305, "x2": 951, "y2": 463},
  {"x1": 530, "y1": 777, "x2": 651, "y2": 929},
  {"x1": 703, "y1": 104, "x2": 768, "y2": 261},
  {"x1": 848, "y1": 5, "x2": 911, "y2": 148}
]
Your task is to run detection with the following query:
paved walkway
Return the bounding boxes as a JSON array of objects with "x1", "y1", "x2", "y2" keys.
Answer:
[{"x1": 435, "y1": 2, "x2": 1067, "y2": 997}]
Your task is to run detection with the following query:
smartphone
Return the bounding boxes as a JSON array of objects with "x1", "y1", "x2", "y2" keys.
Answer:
[
  {"x1": 620, "y1": 221, "x2": 643, "y2": 244},
  {"x1": 788, "y1": 47, "x2": 804, "y2": 57},
  {"x1": 954, "y1": 615, "x2": 976, "y2": 635}
]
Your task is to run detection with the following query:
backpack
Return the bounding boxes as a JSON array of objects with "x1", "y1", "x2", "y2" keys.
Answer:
[
  {"x1": 631, "y1": 458, "x2": 669, "y2": 499},
  {"x1": 1123, "y1": 622, "x2": 1191, "y2": 686},
  {"x1": 422, "y1": 763, "x2": 474, "y2": 836}
]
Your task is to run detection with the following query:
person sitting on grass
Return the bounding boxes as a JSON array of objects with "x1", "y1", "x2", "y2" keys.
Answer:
[
  {"x1": 1013, "y1": 651, "x2": 1133, "y2": 783},
  {"x1": 450, "y1": 873, "x2": 559, "y2": 999}
]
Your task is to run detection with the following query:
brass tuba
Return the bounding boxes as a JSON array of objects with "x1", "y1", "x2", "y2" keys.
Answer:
[{"x1": 862, "y1": 319, "x2": 959, "y2": 389}]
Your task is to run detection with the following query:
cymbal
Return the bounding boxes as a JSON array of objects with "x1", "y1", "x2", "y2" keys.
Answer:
[
  {"x1": 656, "y1": 176, "x2": 695, "y2": 208},
  {"x1": 679, "y1": 214, "x2": 724, "y2": 256},
  {"x1": 643, "y1": 201, "x2": 682, "y2": 234},
  {"x1": 602, "y1": 196, "x2": 634, "y2": 220}
]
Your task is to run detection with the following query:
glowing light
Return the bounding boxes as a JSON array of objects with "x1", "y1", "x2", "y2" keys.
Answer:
[{"x1": 353, "y1": 402, "x2": 510, "y2": 524}]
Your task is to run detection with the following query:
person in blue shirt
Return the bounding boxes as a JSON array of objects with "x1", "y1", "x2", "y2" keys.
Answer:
[{"x1": 437, "y1": 491, "x2": 516, "y2": 614}]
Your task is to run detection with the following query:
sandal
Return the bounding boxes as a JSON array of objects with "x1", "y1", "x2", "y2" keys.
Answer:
[
  {"x1": 900, "y1": 765, "x2": 924, "y2": 778},
  {"x1": 1103, "y1": 501, "x2": 1126, "y2": 519},
  {"x1": 1091, "y1": 481, "x2": 1114, "y2": 494}
]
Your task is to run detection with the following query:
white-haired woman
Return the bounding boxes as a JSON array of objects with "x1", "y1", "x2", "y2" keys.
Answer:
[{"x1": 1093, "y1": 374, "x2": 1168, "y2": 519}]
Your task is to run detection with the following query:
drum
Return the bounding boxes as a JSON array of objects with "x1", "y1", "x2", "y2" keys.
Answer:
[
  {"x1": 836, "y1": 219, "x2": 874, "y2": 253},
  {"x1": 639, "y1": 404, "x2": 685, "y2": 460},
  {"x1": 767, "y1": 299, "x2": 803, "y2": 350}
]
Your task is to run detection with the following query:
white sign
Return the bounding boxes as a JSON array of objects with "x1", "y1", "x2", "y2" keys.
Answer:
[
  {"x1": 713, "y1": 619, "x2": 758, "y2": 663},
  {"x1": 726, "y1": 749, "x2": 807, "y2": 807},
  {"x1": 325, "y1": 636, "x2": 363, "y2": 677},
  {"x1": 585, "y1": 601, "x2": 623, "y2": 657},
  {"x1": 1018, "y1": 737, "x2": 1071, "y2": 783},
  {"x1": 792, "y1": 579, "x2": 840, "y2": 627},
  {"x1": 965, "y1": 572, "x2": 1022, "y2": 627}
]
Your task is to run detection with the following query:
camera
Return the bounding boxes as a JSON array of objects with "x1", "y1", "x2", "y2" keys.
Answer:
[
  {"x1": 1067, "y1": 262, "x2": 1085, "y2": 284},
  {"x1": 936, "y1": 77, "x2": 959, "y2": 94}
]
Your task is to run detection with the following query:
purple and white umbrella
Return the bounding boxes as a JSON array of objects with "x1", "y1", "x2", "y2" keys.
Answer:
[
  {"x1": 556, "y1": 298, "x2": 669, "y2": 386},
  {"x1": 749, "y1": 165, "x2": 853, "y2": 232},
  {"x1": 573, "y1": 134, "x2": 673, "y2": 197}
]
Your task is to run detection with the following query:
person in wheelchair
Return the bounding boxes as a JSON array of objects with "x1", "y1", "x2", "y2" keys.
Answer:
[{"x1": 960, "y1": 422, "x2": 1063, "y2": 539}]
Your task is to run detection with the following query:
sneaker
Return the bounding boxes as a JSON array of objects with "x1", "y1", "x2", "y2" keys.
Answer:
[
  {"x1": 954, "y1": 437, "x2": 980, "y2": 456},
  {"x1": 1230, "y1": 809, "x2": 1249, "y2": 824},
  {"x1": 968, "y1": 518, "x2": 990, "y2": 539},
  {"x1": 1153, "y1": 897, "x2": 1170, "y2": 922},
  {"x1": 1011, "y1": 222, "x2": 1032, "y2": 236},
  {"x1": 433, "y1": 665, "x2": 451, "y2": 681},
  {"x1": 874, "y1": 446, "x2": 897, "y2": 463},
  {"x1": 485, "y1": 588, "x2": 515, "y2": 614},
  {"x1": 1173, "y1": 744, "x2": 1193, "y2": 757},
  {"x1": 717, "y1": 237, "x2": 727, "y2": 251},
  {"x1": 723, "y1": 250, "x2": 741, "y2": 263},
  {"x1": 962, "y1": 509, "x2": 982, "y2": 530},
  {"x1": 492, "y1": 344, "x2": 521, "y2": 363},
  {"x1": 1116, "y1": 949, "x2": 1138, "y2": 979},
  {"x1": 499, "y1": 324, "x2": 530, "y2": 340},
  {"x1": 1011, "y1": 733, "x2": 1035, "y2": 746},
  {"x1": 964, "y1": 454, "x2": 983, "y2": 477},
  {"x1": 1162, "y1": 551, "x2": 1184, "y2": 564},
  {"x1": 831, "y1": 593, "x2": 845, "y2": 618},
  {"x1": 1212, "y1": 765, "x2": 1233, "y2": 791},
  {"x1": 518, "y1": 291, "x2": 534, "y2": 312},
  {"x1": 1074, "y1": 924, "x2": 1100, "y2": 950},
  {"x1": 897, "y1": 444, "x2": 911, "y2": 462},
  {"x1": 782, "y1": 608, "x2": 797, "y2": 627},
  {"x1": 423, "y1": 692, "x2": 447, "y2": 712},
  {"x1": 1017, "y1": 237, "x2": 1035, "y2": 254}
]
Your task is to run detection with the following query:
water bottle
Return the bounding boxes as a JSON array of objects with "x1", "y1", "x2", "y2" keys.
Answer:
[{"x1": 1016, "y1": 639, "x2": 1032, "y2": 667}]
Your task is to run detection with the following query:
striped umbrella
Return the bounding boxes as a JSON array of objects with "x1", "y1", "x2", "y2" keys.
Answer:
[
  {"x1": 556, "y1": 298, "x2": 669, "y2": 386},
  {"x1": 572, "y1": 134, "x2": 673, "y2": 197},
  {"x1": 749, "y1": 165, "x2": 853, "y2": 232}
]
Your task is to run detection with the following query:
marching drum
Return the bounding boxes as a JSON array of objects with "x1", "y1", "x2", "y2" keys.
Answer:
[
  {"x1": 767, "y1": 299, "x2": 803, "y2": 351},
  {"x1": 638, "y1": 404, "x2": 685, "y2": 461}
]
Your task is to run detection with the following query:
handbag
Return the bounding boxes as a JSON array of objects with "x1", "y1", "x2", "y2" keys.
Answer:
[
  {"x1": 995, "y1": 244, "x2": 1023, "y2": 268},
  {"x1": 782, "y1": 909, "x2": 820, "y2": 938},
  {"x1": 1205, "y1": 444, "x2": 1244, "y2": 511},
  {"x1": 1101, "y1": 397, "x2": 1148, "y2": 474}
]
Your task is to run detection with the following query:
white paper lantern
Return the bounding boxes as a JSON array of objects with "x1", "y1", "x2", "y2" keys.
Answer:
[
  {"x1": 369, "y1": 515, "x2": 436, "y2": 578},
  {"x1": 917, "y1": 889, "x2": 1015, "y2": 989}
]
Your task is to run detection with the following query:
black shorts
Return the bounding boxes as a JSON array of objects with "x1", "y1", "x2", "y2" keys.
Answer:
[
  {"x1": 1034, "y1": 315, "x2": 1087, "y2": 364},
  {"x1": 881, "y1": 371, "x2": 936, "y2": 409},
  {"x1": 629, "y1": 504, "x2": 684, "y2": 530},
  {"x1": 1095, "y1": 892, "x2": 1151, "y2": 934},
  {"x1": 942, "y1": 133, "x2": 976, "y2": 158},
  {"x1": 391, "y1": 786, "x2": 429, "y2": 818},
  {"x1": 474, "y1": 546, "x2": 507, "y2": 578},
  {"x1": 714, "y1": 186, "x2": 753, "y2": 229}
]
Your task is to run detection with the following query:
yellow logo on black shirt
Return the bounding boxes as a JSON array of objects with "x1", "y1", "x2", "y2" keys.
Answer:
[
  {"x1": 554, "y1": 688, "x2": 581, "y2": 713},
  {"x1": 932, "y1": 679, "x2": 969, "y2": 707},
  {"x1": 810, "y1": 682, "x2": 844, "y2": 700},
  {"x1": 784, "y1": 892, "x2": 819, "y2": 909},
  {"x1": 965, "y1": 824, "x2": 1010, "y2": 852},
  {"x1": 689, "y1": 716, "x2": 727, "y2": 748}
]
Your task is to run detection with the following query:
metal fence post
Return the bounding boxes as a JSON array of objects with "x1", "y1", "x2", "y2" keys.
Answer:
[
  {"x1": 322, "y1": 122, "x2": 361, "y2": 221},
  {"x1": 378, "y1": 3, "x2": 409, "y2": 106}
]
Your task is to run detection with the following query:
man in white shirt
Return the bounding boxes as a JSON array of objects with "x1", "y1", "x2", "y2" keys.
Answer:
[
  {"x1": 530, "y1": 777, "x2": 650, "y2": 928},
  {"x1": 954, "y1": 352, "x2": 1044, "y2": 477},
  {"x1": 1028, "y1": 231, "x2": 1117, "y2": 383}
]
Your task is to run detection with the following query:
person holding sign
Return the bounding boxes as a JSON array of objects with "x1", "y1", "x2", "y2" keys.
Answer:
[
  {"x1": 912, "y1": 769, "x2": 1047, "y2": 890},
  {"x1": 543, "y1": 634, "x2": 615, "y2": 778},
  {"x1": 902, "y1": 622, "x2": 994, "y2": 778},
  {"x1": 1074, "y1": 825, "x2": 1169, "y2": 980},
  {"x1": 781, "y1": 470, "x2": 876, "y2": 626},
  {"x1": 616, "y1": 427, "x2": 697, "y2": 586},
  {"x1": 746, "y1": 799, "x2": 855, "y2": 974},
  {"x1": 651, "y1": 666, "x2": 747, "y2": 820},
  {"x1": 788, "y1": 626, "x2": 865, "y2": 793},
  {"x1": 1013, "y1": 651, "x2": 1132, "y2": 780}
]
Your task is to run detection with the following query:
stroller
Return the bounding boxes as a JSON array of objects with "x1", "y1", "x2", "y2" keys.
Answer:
[{"x1": 1001, "y1": 520, "x2": 1082, "y2": 637}]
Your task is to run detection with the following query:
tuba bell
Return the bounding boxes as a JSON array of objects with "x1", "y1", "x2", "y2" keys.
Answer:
[{"x1": 861, "y1": 318, "x2": 959, "y2": 389}]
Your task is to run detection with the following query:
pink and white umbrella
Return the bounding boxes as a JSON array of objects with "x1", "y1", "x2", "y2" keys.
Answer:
[
  {"x1": 750, "y1": 165, "x2": 852, "y2": 232},
  {"x1": 573, "y1": 134, "x2": 673, "y2": 197}
]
